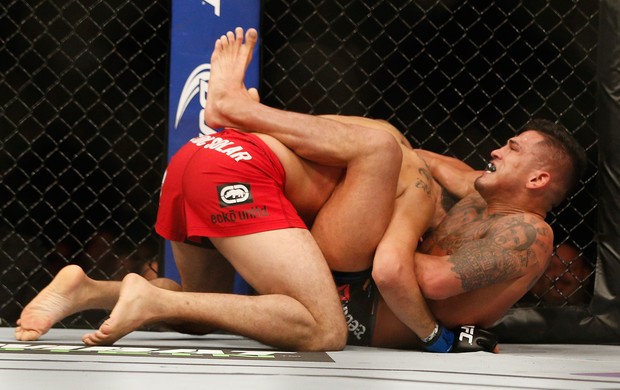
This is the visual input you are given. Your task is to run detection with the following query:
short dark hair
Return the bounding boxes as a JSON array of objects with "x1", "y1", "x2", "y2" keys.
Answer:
[{"x1": 521, "y1": 119, "x2": 588, "y2": 200}]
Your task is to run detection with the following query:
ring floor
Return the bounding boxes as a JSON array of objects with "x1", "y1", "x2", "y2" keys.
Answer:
[{"x1": 0, "y1": 327, "x2": 618, "y2": 389}]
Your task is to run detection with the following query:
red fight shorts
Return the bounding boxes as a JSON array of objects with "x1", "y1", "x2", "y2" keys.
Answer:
[{"x1": 155, "y1": 128, "x2": 306, "y2": 242}]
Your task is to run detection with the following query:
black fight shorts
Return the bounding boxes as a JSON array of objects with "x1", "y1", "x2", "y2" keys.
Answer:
[{"x1": 333, "y1": 269, "x2": 378, "y2": 346}]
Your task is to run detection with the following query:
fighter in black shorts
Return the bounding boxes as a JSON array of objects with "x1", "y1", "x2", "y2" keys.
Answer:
[{"x1": 333, "y1": 269, "x2": 378, "y2": 346}]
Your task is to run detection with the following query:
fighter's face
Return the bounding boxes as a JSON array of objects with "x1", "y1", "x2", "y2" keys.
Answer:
[{"x1": 474, "y1": 130, "x2": 546, "y2": 198}]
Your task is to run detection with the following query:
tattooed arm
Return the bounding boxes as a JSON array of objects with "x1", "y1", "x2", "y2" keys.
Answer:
[
  {"x1": 415, "y1": 213, "x2": 554, "y2": 301},
  {"x1": 414, "y1": 149, "x2": 482, "y2": 199}
]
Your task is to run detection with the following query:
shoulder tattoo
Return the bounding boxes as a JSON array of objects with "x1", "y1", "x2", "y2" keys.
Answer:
[{"x1": 448, "y1": 215, "x2": 550, "y2": 291}]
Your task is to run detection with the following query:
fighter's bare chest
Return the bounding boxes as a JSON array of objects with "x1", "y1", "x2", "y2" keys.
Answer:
[{"x1": 421, "y1": 198, "x2": 496, "y2": 255}]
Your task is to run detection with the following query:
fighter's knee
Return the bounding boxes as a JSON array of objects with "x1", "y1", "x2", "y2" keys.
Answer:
[
  {"x1": 301, "y1": 320, "x2": 347, "y2": 351},
  {"x1": 324, "y1": 319, "x2": 348, "y2": 351},
  {"x1": 365, "y1": 130, "x2": 402, "y2": 175},
  {"x1": 295, "y1": 307, "x2": 348, "y2": 351},
  {"x1": 373, "y1": 129, "x2": 402, "y2": 159}
]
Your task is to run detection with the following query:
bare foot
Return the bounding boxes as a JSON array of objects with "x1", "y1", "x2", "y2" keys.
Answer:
[
  {"x1": 81, "y1": 273, "x2": 160, "y2": 346},
  {"x1": 16, "y1": 265, "x2": 92, "y2": 341},
  {"x1": 204, "y1": 27, "x2": 259, "y2": 129}
]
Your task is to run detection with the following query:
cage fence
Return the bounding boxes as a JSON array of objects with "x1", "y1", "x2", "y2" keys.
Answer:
[{"x1": 0, "y1": 0, "x2": 605, "y2": 338}]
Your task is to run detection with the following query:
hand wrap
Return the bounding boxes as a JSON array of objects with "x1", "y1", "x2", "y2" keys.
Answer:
[{"x1": 422, "y1": 323, "x2": 455, "y2": 353}]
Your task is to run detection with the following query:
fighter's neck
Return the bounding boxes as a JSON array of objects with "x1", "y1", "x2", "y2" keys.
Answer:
[{"x1": 484, "y1": 199, "x2": 547, "y2": 219}]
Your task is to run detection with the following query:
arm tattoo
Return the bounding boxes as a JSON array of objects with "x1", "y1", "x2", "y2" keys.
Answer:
[
  {"x1": 415, "y1": 167, "x2": 432, "y2": 197},
  {"x1": 448, "y1": 216, "x2": 540, "y2": 291}
]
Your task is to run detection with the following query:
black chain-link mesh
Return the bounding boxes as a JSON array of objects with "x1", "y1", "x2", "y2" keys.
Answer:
[
  {"x1": 0, "y1": 0, "x2": 598, "y2": 329},
  {"x1": 261, "y1": 0, "x2": 598, "y2": 308},
  {"x1": 1, "y1": 0, "x2": 169, "y2": 327}
]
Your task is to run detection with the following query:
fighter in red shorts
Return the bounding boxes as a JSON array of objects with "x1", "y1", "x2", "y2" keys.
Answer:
[{"x1": 156, "y1": 129, "x2": 306, "y2": 241}]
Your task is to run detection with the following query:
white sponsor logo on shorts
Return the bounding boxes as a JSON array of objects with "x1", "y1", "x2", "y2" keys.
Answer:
[
  {"x1": 190, "y1": 135, "x2": 253, "y2": 162},
  {"x1": 342, "y1": 304, "x2": 367, "y2": 341},
  {"x1": 219, "y1": 183, "x2": 251, "y2": 205}
]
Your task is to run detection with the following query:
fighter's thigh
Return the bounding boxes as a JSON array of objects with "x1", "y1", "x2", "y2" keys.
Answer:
[
  {"x1": 209, "y1": 229, "x2": 341, "y2": 311},
  {"x1": 171, "y1": 241, "x2": 235, "y2": 293},
  {"x1": 312, "y1": 139, "x2": 401, "y2": 270}
]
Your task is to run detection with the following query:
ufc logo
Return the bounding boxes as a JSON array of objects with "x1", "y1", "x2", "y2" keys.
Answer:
[{"x1": 458, "y1": 325, "x2": 475, "y2": 344}]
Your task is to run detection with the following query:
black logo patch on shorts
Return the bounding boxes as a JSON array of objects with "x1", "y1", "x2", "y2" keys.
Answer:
[{"x1": 218, "y1": 183, "x2": 253, "y2": 207}]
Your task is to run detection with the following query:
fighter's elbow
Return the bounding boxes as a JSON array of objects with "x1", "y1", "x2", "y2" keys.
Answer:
[
  {"x1": 372, "y1": 260, "x2": 408, "y2": 292},
  {"x1": 417, "y1": 273, "x2": 451, "y2": 300}
]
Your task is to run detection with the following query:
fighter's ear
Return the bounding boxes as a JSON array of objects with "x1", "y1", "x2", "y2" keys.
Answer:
[{"x1": 526, "y1": 170, "x2": 550, "y2": 189}]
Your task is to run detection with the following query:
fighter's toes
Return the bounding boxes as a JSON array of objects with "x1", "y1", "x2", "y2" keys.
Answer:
[
  {"x1": 82, "y1": 329, "x2": 110, "y2": 346},
  {"x1": 81, "y1": 332, "x2": 98, "y2": 346},
  {"x1": 15, "y1": 327, "x2": 43, "y2": 341},
  {"x1": 245, "y1": 28, "x2": 258, "y2": 45}
]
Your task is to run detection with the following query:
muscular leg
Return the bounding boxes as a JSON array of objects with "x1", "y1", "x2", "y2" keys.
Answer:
[
  {"x1": 166, "y1": 241, "x2": 235, "y2": 335},
  {"x1": 204, "y1": 27, "x2": 402, "y2": 270},
  {"x1": 172, "y1": 241, "x2": 235, "y2": 294},
  {"x1": 81, "y1": 229, "x2": 347, "y2": 351},
  {"x1": 310, "y1": 133, "x2": 399, "y2": 270}
]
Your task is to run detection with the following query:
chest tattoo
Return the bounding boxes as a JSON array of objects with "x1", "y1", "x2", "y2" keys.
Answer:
[{"x1": 422, "y1": 196, "x2": 547, "y2": 291}]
